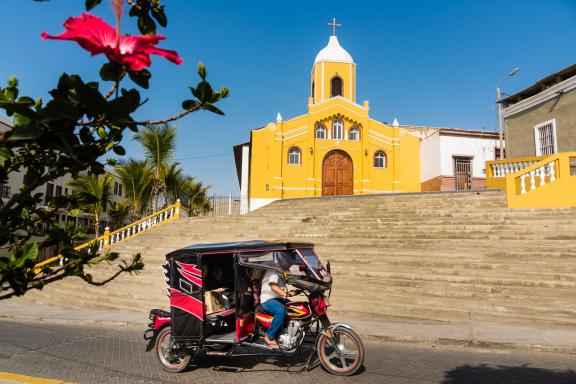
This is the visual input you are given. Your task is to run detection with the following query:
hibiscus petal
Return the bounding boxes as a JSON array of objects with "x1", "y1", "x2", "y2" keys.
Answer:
[{"x1": 43, "y1": 13, "x2": 183, "y2": 70}]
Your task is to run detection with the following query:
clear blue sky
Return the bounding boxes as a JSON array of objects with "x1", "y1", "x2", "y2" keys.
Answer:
[{"x1": 1, "y1": 0, "x2": 575, "y2": 194}]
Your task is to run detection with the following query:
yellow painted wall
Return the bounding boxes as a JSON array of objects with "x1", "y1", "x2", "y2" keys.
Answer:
[
  {"x1": 311, "y1": 61, "x2": 356, "y2": 103},
  {"x1": 249, "y1": 96, "x2": 421, "y2": 203}
]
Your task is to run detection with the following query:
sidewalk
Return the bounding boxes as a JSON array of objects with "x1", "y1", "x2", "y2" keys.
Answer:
[{"x1": 2, "y1": 299, "x2": 576, "y2": 354}]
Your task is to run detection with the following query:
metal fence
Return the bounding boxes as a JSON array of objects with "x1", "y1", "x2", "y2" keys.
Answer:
[{"x1": 204, "y1": 195, "x2": 248, "y2": 216}]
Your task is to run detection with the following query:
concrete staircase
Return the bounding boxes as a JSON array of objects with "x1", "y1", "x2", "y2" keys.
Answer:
[{"x1": 25, "y1": 190, "x2": 576, "y2": 327}]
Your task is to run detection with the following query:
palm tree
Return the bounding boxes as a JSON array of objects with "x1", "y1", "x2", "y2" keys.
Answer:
[
  {"x1": 133, "y1": 124, "x2": 177, "y2": 212},
  {"x1": 181, "y1": 178, "x2": 211, "y2": 215},
  {"x1": 164, "y1": 162, "x2": 184, "y2": 206},
  {"x1": 69, "y1": 173, "x2": 113, "y2": 237},
  {"x1": 115, "y1": 159, "x2": 153, "y2": 220},
  {"x1": 108, "y1": 201, "x2": 132, "y2": 230}
]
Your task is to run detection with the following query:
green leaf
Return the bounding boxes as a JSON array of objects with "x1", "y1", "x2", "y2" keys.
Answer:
[
  {"x1": 0, "y1": 147, "x2": 11, "y2": 167},
  {"x1": 128, "y1": 69, "x2": 151, "y2": 89},
  {"x1": 182, "y1": 100, "x2": 199, "y2": 110},
  {"x1": 219, "y1": 87, "x2": 230, "y2": 98},
  {"x1": 203, "y1": 104, "x2": 225, "y2": 116},
  {"x1": 13, "y1": 242, "x2": 38, "y2": 268},
  {"x1": 79, "y1": 126, "x2": 93, "y2": 144},
  {"x1": 197, "y1": 62, "x2": 206, "y2": 80},
  {"x1": 137, "y1": 14, "x2": 156, "y2": 35},
  {"x1": 97, "y1": 127, "x2": 106, "y2": 139},
  {"x1": 85, "y1": 0, "x2": 103, "y2": 10},
  {"x1": 99, "y1": 62, "x2": 124, "y2": 82},
  {"x1": 112, "y1": 145, "x2": 126, "y2": 156},
  {"x1": 151, "y1": 6, "x2": 168, "y2": 27},
  {"x1": 77, "y1": 84, "x2": 107, "y2": 116},
  {"x1": 7, "y1": 125, "x2": 42, "y2": 141},
  {"x1": 196, "y1": 81, "x2": 213, "y2": 103},
  {"x1": 69, "y1": 208, "x2": 80, "y2": 217}
]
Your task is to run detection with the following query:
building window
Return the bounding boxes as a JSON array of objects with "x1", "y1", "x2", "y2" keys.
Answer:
[
  {"x1": 118, "y1": 183, "x2": 122, "y2": 197},
  {"x1": 331, "y1": 76, "x2": 343, "y2": 97},
  {"x1": 534, "y1": 119, "x2": 557, "y2": 156},
  {"x1": 315, "y1": 124, "x2": 326, "y2": 139},
  {"x1": 311, "y1": 81, "x2": 315, "y2": 100},
  {"x1": 55, "y1": 185, "x2": 62, "y2": 197},
  {"x1": 45, "y1": 183, "x2": 54, "y2": 204},
  {"x1": 288, "y1": 147, "x2": 301, "y2": 165},
  {"x1": 374, "y1": 151, "x2": 387, "y2": 168},
  {"x1": 0, "y1": 185, "x2": 10, "y2": 199},
  {"x1": 349, "y1": 127, "x2": 360, "y2": 141},
  {"x1": 332, "y1": 119, "x2": 343, "y2": 140}
]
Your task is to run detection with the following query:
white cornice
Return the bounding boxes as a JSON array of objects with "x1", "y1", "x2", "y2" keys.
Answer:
[{"x1": 503, "y1": 76, "x2": 576, "y2": 118}]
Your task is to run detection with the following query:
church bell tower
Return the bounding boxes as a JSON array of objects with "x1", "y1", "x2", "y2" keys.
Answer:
[{"x1": 310, "y1": 18, "x2": 356, "y2": 104}]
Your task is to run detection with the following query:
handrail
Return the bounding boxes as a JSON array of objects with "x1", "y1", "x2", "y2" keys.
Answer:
[{"x1": 33, "y1": 199, "x2": 182, "y2": 274}]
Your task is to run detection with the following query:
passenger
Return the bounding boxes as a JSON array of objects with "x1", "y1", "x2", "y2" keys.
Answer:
[
  {"x1": 260, "y1": 253, "x2": 298, "y2": 348},
  {"x1": 205, "y1": 265, "x2": 233, "y2": 291}
]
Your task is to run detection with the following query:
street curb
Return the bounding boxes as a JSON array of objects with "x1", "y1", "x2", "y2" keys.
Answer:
[
  {"x1": 0, "y1": 315, "x2": 140, "y2": 329},
  {"x1": 2, "y1": 314, "x2": 575, "y2": 354},
  {"x1": 361, "y1": 334, "x2": 576, "y2": 355}
]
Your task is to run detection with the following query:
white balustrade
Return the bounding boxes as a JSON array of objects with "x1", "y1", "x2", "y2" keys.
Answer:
[
  {"x1": 516, "y1": 159, "x2": 558, "y2": 195},
  {"x1": 491, "y1": 160, "x2": 540, "y2": 178}
]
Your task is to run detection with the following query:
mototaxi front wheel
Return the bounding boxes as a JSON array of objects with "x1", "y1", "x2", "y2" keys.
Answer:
[
  {"x1": 317, "y1": 326, "x2": 364, "y2": 376},
  {"x1": 154, "y1": 326, "x2": 191, "y2": 373}
]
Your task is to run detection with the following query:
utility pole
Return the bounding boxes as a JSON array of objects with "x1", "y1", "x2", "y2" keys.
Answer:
[
  {"x1": 496, "y1": 67, "x2": 520, "y2": 160},
  {"x1": 497, "y1": 85, "x2": 504, "y2": 160}
]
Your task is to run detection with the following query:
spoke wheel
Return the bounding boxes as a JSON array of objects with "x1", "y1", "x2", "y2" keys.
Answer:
[
  {"x1": 317, "y1": 327, "x2": 364, "y2": 376},
  {"x1": 155, "y1": 326, "x2": 191, "y2": 373}
]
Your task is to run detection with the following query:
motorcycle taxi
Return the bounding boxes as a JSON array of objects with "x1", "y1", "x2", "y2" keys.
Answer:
[{"x1": 144, "y1": 240, "x2": 364, "y2": 376}]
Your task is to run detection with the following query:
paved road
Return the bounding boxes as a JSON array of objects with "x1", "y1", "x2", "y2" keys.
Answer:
[{"x1": 0, "y1": 319, "x2": 575, "y2": 384}]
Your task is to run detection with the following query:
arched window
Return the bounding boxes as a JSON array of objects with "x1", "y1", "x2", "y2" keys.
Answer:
[
  {"x1": 331, "y1": 76, "x2": 343, "y2": 97},
  {"x1": 374, "y1": 151, "x2": 387, "y2": 168},
  {"x1": 349, "y1": 127, "x2": 360, "y2": 141},
  {"x1": 332, "y1": 119, "x2": 343, "y2": 140},
  {"x1": 311, "y1": 81, "x2": 315, "y2": 99},
  {"x1": 288, "y1": 147, "x2": 301, "y2": 165},
  {"x1": 315, "y1": 124, "x2": 326, "y2": 139}
]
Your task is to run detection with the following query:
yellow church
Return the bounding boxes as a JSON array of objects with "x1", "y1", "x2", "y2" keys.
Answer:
[{"x1": 234, "y1": 27, "x2": 421, "y2": 211}]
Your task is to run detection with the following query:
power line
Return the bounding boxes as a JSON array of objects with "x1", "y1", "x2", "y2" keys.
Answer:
[{"x1": 176, "y1": 153, "x2": 232, "y2": 161}]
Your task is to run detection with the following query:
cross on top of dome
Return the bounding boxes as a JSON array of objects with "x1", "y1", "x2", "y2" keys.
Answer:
[{"x1": 327, "y1": 18, "x2": 341, "y2": 36}]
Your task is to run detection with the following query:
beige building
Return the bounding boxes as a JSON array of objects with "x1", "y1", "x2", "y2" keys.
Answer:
[
  {"x1": 501, "y1": 63, "x2": 576, "y2": 157},
  {"x1": 0, "y1": 117, "x2": 128, "y2": 233}
]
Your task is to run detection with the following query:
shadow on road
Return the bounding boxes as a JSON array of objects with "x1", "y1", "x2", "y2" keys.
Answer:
[{"x1": 441, "y1": 364, "x2": 576, "y2": 384}]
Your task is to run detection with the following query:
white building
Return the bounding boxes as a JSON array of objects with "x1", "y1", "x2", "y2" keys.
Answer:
[
  {"x1": 0, "y1": 118, "x2": 128, "y2": 232},
  {"x1": 402, "y1": 125, "x2": 502, "y2": 191}
]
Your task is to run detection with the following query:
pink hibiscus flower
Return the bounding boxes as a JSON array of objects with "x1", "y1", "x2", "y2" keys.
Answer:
[{"x1": 41, "y1": 13, "x2": 183, "y2": 71}]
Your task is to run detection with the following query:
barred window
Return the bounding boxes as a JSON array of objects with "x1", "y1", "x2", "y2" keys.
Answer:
[{"x1": 534, "y1": 119, "x2": 557, "y2": 156}]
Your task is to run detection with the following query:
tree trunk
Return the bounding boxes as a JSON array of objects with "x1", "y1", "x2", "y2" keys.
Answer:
[{"x1": 94, "y1": 213, "x2": 100, "y2": 238}]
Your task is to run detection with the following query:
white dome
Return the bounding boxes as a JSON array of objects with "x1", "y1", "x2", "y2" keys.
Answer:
[{"x1": 314, "y1": 36, "x2": 354, "y2": 64}]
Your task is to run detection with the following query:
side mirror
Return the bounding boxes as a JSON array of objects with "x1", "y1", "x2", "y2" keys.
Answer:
[{"x1": 326, "y1": 260, "x2": 331, "y2": 274}]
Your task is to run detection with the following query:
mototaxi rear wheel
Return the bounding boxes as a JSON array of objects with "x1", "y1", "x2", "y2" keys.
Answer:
[
  {"x1": 154, "y1": 326, "x2": 191, "y2": 373},
  {"x1": 317, "y1": 326, "x2": 364, "y2": 376}
]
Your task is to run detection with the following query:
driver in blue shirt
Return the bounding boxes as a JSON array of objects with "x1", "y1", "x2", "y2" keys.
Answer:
[{"x1": 260, "y1": 253, "x2": 298, "y2": 349}]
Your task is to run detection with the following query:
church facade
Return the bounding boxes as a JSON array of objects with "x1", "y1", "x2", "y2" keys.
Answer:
[{"x1": 234, "y1": 33, "x2": 421, "y2": 211}]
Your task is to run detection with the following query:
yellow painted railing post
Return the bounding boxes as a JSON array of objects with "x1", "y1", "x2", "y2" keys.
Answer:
[
  {"x1": 175, "y1": 199, "x2": 181, "y2": 219},
  {"x1": 103, "y1": 226, "x2": 110, "y2": 248}
]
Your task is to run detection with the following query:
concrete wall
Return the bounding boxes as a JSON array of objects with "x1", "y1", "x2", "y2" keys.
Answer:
[
  {"x1": 420, "y1": 132, "x2": 499, "y2": 191},
  {"x1": 505, "y1": 87, "x2": 576, "y2": 158}
]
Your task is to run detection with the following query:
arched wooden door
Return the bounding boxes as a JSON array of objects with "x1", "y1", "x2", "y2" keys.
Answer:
[{"x1": 322, "y1": 150, "x2": 353, "y2": 196}]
